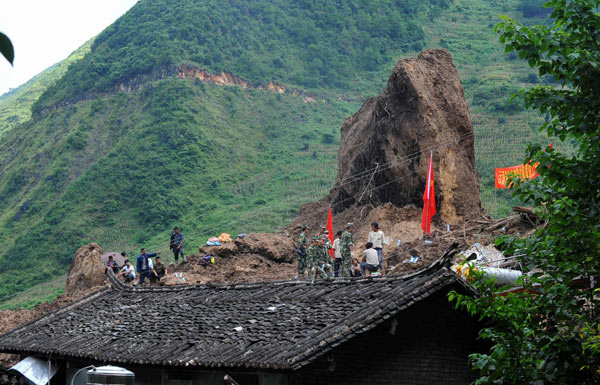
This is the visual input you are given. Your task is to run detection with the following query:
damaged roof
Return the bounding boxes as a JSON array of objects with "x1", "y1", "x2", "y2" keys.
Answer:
[{"x1": 0, "y1": 249, "x2": 472, "y2": 371}]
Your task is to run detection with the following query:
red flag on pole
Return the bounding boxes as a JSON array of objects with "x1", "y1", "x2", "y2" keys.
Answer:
[
  {"x1": 421, "y1": 151, "x2": 436, "y2": 235},
  {"x1": 327, "y1": 206, "x2": 334, "y2": 259}
]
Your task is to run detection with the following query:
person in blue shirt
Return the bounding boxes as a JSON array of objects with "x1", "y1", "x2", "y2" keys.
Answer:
[
  {"x1": 136, "y1": 248, "x2": 160, "y2": 285},
  {"x1": 170, "y1": 227, "x2": 186, "y2": 263}
]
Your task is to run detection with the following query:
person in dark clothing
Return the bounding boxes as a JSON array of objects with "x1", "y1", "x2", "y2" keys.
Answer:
[
  {"x1": 350, "y1": 258, "x2": 362, "y2": 277},
  {"x1": 136, "y1": 248, "x2": 159, "y2": 285},
  {"x1": 105, "y1": 255, "x2": 119, "y2": 274},
  {"x1": 170, "y1": 227, "x2": 186, "y2": 263},
  {"x1": 152, "y1": 256, "x2": 168, "y2": 282}
]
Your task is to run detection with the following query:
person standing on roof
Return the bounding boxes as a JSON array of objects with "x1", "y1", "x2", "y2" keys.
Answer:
[
  {"x1": 306, "y1": 236, "x2": 319, "y2": 280},
  {"x1": 295, "y1": 225, "x2": 308, "y2": 279},
  {"x1": 170, "y1": 227, "x2": 186, "y2": 263},
  {"x1": 137, "y1": 248, "x2": 160, "y2": 285},
  {"x1": 332, "y1": 230, "x2": 343, "y2": 277},
  {"x1": 315, "y1": 237, "x2": 332, "y2": 279},
  {"x1": 368, "y1": 222, "x2": 385, "y2": 271},
  {"x1": 340, "y1": 223, "x2": 354, "y2": 277},
  {"x1": 319, "y1": 225, "x2": 333, "y2": 251}
]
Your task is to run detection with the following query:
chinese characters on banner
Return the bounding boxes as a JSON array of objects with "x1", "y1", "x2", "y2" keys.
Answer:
[{"x1": 494, "y1": 162, "x2": 539, "y2": 188}]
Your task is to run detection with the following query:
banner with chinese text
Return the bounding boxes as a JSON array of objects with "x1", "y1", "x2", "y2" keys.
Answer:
[{"x1": 494, "y1": 163, "x2": 539, "y2": 188}]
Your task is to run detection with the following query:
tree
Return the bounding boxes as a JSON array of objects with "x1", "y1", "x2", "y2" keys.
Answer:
[
  {"x1": 0, "y1": 32, "x2": 14, "y2": 65},
  {"x1": 449, "y1": 0, "x2": 600, "y2": 383}
]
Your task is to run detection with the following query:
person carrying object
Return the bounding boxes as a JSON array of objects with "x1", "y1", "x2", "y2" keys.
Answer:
[
  {"x1": 360, "y1": 242, "x2": 380, "y2": 277},
  {"x1": 170, "y1": 227, "x2": 187, "y2": 263}
]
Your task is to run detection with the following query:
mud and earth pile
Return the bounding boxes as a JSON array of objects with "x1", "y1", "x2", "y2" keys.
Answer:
[
  {"x1": 169, "y1": 234, "x2": 295, "y2": 284},
  {"x1": 326, "y1": 49, "x2": 481, "y2": 225},
  {"x1": 65, "y1": 243, "x2": 106, "y2": 297}
]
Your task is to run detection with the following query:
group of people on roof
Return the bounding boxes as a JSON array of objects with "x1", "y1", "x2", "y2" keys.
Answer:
[
  {"x1": 104, "y1": 227, "x2": 187, "y2": 286},
  {"x1": 296, "y1": 221, "x2": 385, "y2": 279}
]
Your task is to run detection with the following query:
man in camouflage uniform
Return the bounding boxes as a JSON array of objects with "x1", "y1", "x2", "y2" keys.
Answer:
[
  {"x1": 306, "y1": 236, "x2": 319, "y2": 280},
  {"x1": 296, "y1": 225, "x2": 308, "y2": 279},
  {"x1": 340, "y1": 223, "x2": 354, "y2": 277},
  {"x1": 317, "y1": 225, "x2": 333, "y2": 257},
  {"x1": 315, "y1": 237, "x2": 333, "y2": 278}
]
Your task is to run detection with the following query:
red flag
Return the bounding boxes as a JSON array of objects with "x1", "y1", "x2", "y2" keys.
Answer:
[
  {"x1": 421, "y1": 151, "x2": 436, "y2": 235},
  {"x1": 327, "y1": 206, "x2": 334, "y2": 259}
]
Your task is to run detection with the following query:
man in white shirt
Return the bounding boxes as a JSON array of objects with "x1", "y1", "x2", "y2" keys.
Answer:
[
  {"x1": 360, "y1": 242, "x2": 379, "y2": 277},
  {"x1": 368, "y1": 222, "x2": 385, "y2": 270},
  {"x1": 120, "y1": 260, "x2": 136, "y2": 283},
  {"x1": 332, "y1": 230, "x2": 343, "y2": 277}
]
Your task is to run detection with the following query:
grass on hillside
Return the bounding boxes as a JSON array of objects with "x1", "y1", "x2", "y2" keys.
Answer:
[
  {"x1": 0, "y1": 275, "x2": 65, "y2": 310},
  {"x1": 0, "y1": 40, "x2": 93, "y2": 136},
  {"x1": 0, "y1": 78, "x2": 356, "y2": 298}
]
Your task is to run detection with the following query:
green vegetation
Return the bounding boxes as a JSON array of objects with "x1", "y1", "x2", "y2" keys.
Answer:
[
  {"x1": 33, "y1": 0, "x2": 450, "y2": 113},
  {"x1": 0, "y1": 275, "x2": 65, "y2": 310},
  {"x1": 0, "y1": 78, "x2": 357, "y2": 297},
  {"x1": 0, "y1": 40, "x2": 92, "y2": 135},
  {"x1": 0, "y1": 0, "x2": 567, "y2": 305},
  {"x1": 450, "y1": 0, "x2": 600, "y2": 382}
]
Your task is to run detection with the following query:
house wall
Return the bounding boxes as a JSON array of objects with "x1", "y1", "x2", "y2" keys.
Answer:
[
  {"x1": 291, "y1": 293, "x2": 484, "y2": 385},
  {"x1": 60, "y1": 361, "x2": 285, "y2": 385}
]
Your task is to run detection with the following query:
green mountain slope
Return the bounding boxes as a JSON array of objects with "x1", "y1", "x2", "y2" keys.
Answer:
[
  {"x1": 0, "y1": 40, "x2": 92, "y2": 136},
  {"x1": 0, "y1": 0, "x2": 556, "y2": 302},
  {"x1": 33, "y1": 0, "x2": 447, "y2": 113},
  {"x1": 0, "y1": 0, "x2": 448, "y2": 297}
]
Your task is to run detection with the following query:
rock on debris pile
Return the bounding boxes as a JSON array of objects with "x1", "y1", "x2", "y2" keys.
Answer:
[{"x1": 327, "y1": 48, "x2": 482, "y2": 225}]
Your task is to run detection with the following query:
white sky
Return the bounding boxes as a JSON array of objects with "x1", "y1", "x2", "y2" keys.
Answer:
[{"x1": 0, "y1": 0, "x2": 138, "y2": 96}]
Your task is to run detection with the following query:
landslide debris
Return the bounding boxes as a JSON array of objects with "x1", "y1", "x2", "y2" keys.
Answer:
[
  {"x1": 65, "y1": 243, "x2": 106, "y2": 297},
  {"x1": 169, "y1": 233, "x2": 296, "y2": 284},
  {"x1": 326, "y1": 49, "x2": 482, "y2": 225}
]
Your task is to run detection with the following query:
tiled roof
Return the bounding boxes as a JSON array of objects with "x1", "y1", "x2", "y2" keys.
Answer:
[{"x1": 0, "y1": 245, "x2": 471, "y2": 370}]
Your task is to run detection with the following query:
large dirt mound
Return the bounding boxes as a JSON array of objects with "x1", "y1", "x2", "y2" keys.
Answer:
[
  {"x1": 327, "y1": 49, "x2": 481, "y2": 225},
  {"x1": 65, "y1": 243, "x2": 106, "y2": 297}
]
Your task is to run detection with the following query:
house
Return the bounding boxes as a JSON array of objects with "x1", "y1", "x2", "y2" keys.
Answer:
[{"x1": 0, "y1": 255, "x2": 484, "y2": 385}]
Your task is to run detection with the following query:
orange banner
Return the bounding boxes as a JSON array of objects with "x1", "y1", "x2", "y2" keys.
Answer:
[{"x1": 495, "y1": 162, "x2": 539, "y2": 188}]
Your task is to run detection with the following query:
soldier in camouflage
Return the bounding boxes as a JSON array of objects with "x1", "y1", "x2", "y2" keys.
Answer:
[
  {"x1": 315, "y1": 237, "x2": 333, "y2": 278},
  {"x1": 340, "y1": 222, "x2": 355, "y2": 277},
  {"x1": 321, "y1": 230, "x2": 333, "y2": 251},
  {"x1": 296, "y1": 225, "x2": 308, "y2": 279},
  {"x1": 306, "y1": 236, "x2": 319, "y2": 280}
]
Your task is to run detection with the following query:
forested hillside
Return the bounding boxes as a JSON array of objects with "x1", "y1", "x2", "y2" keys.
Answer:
[
  {"x1": 0, "y1": 41, "x2": 92, "y2": 135},
  {"x1": 0, "y1": 0, "x2": 553, "y2": 303}
]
